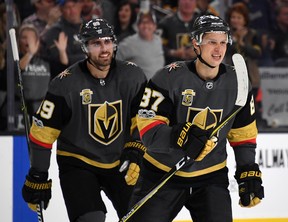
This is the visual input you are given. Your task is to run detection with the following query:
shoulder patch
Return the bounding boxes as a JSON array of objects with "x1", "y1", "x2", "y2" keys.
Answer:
[
  {"x1": 126, "y1": 61, "x2": 137, "y2": 66},
  {"x1": 57, "y1": 69, "x2": 72, "y2": 79},
  {"x1": 165, "y1": 62, "x2": 181, "y2": 72}
]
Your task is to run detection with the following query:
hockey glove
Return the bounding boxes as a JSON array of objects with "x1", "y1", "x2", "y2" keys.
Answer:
[
  {"x1": 171, "y1": 122, "x2": 215, "y2": 161},
  {"x1": 119, "y1": 141, "x2": 146, "y2": 185},
  {"x1": 22, "y1": 168, "x2": 52, "y2": 211},
  {"x1": 235, "y1": 163, "x2": 264, "y2": 207}
]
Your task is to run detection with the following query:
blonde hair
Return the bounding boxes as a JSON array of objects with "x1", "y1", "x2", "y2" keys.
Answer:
[{"x1": 19, "y1": 24, "x2": 40, "y2": 39}]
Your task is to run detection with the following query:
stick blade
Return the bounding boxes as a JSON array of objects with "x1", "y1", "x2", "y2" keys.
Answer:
[{"x1": 232, "y1": 53, "x2": 249, "y2": 107}]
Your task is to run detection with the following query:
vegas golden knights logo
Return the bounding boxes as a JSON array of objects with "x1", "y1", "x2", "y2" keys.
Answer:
[
  {"x1": 88, "y1": 101, "x2": 122, "y2": 145},
  {"x1": 187, "y1": 107, "x2": 223, "y2": 131}
]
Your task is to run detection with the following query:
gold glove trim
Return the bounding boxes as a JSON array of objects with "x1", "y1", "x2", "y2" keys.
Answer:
[
  {"x1": 125, "y1": 162, "x2": 140, "y2": 185},
  {"x1": 240, "y1": 196, "x2": 261, "y2": 208},
  {"x1": 124, "y1": 142, "x2": 147, "y2": 152},
  {"x1": 25, "y1": 180, "x2": 52, "y2": 190}
]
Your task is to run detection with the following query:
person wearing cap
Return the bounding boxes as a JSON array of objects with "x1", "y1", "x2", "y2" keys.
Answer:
[
  {"x1": 116, "y1": 10, "x2": 165, "y2": 79},
  {"x1": 22, "y1": 0, "x2": 61, "y2": 36},
  {"x1": 40, "y1": 0, "x2": 85, "y2": 79},
  {"x1": 158, "y1": 0, "x2": 199, "y2": 65},
  {"x1": 21, "y1": 18, "x2": 147, "y2": 222},
  {"x1": 127, "y1": 15, "x2": 264, "y2": 222}
]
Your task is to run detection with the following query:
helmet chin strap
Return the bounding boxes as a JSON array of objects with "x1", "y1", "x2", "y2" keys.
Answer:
[{"x1": 194, "y1": 46, "x2": 216, "y2": 69}]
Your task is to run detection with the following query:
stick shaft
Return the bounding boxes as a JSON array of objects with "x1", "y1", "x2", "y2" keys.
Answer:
[{"x1": 9, "y1": 28, "x2": 44, "y2": 222}]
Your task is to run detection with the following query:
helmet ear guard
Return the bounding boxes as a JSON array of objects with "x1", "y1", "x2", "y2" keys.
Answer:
[{"x1": 81, "y1": 44, "x2": 88, "y2": 54}]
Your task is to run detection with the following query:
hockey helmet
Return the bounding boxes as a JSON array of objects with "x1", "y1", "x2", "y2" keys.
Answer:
[
  {"x1": 78, "y1": 18, "x2": 117, "y2": 44},
  {"x1": 191, "y1": 15, "x2": 232, "y2": 45}
]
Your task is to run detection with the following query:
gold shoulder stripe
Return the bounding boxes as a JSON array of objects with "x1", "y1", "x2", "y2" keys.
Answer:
[
  {"x1": 30, "y1": 122, "x2": 60, "y2": 144},
  {"x1": 137, "y1": 114, "x2": 169, "y2": 132},
  {"x1": 227, "y1": 120, "x2": 258, "y2": 143}
]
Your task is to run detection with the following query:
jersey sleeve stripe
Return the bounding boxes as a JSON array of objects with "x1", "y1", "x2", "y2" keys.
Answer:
[
  {"x1": 229, "y1": 138, "x2": 256, "y2": 147},
  {"x1": 29, "y1": 134, "x2": 53, "y2": 149},
  {"x1": 138, "y1": 120, "x2": 165, "y2": 138}
]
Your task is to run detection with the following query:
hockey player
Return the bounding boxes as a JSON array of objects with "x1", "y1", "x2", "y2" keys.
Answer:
[
  {"x1": 21, "y1": 18, "x2": 147, "y2": 222},
  {"x1": 128, "y1": 15, "x2": 264, "y2": 222}
]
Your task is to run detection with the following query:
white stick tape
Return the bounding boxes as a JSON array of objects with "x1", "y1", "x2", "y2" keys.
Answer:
[{"x1": 9, "y1": 28, "x2": 19, "y2": 61}]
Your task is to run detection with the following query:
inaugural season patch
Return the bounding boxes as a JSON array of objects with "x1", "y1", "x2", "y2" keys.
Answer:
[
  {"x1": 182, "y1": 89, "x2": 196, "y2": 106},
  {"x1": 88, "y1": 100, "x2": 122, "y2": 145},
  {"x1": 80, "y1": 89, "x2": 93, "y2": 105}
]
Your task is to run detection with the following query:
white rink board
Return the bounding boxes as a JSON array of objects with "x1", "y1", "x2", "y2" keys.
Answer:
[
  {"x1": 26, "y1": 133, "x2": 288, "y2": 221},
  {"x1": 0, "y1": 133, "x2": 288, "y2": 222},
  {"x1": 174, "y1": 133, "x2": 288, "y2": 221}
]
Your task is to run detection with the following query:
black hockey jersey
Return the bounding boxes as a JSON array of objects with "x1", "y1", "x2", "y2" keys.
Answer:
[
  {"x1": 29, "y1": 59, "x2": 147, "y2": 172},
  {"x1": 137, "y1": 60, "x2": 258, "y2": 179},
  {"x1": 158, "y1": 13, "x2": 197, "y2": 64}
]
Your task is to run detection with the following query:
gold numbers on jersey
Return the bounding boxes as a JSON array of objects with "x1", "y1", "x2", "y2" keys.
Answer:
[
  {"x1": 36, "y1": 100, "x2": 55, "y2": 119},
  {"x1": 140, "y1": 87, "x2": 164, "y2": 112}
]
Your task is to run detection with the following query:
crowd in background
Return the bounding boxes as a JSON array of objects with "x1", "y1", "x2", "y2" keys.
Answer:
[{"x1": 0, "y1": 0, "x2": 288, "y2": 132}]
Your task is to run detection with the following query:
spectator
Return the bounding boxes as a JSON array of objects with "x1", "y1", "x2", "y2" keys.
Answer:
[
  {"x1": 117, "y1": 11, "x2": 165, "y2": 79},
  {"x1": 40, "y1": 0, "x2": 85, "y2": 79},
  {"x1": 271, "y1": 3, "x2": 288, "y2": 63},
  {"x1": 0, "y1": 2, "x2": 21, "y2": 131},
  {"x1": 232, "y1": 0, "x2": 276, "y2": 66},
  {"x1": 14, "y1": 0, "x2": 35, "y2": 21},
  {"x1": 226, "y1": 2, "x2": 262, "y2": 123},
  {"x1": 232, "y1": 0, "x2": 275, "y2": 33},
  {"x1": 79, "y1": 0, "x2": 102, "y2": 22},
  {"x1": 194, "y1": 0, "x2": 219, "y2": 17},
  {"x1": 210, "y1": 0, "x2": 232, "y2": 19},
  {"x1": 22, "y1": 0, "x2": 61, "y2": 36},
  {"x1": 158, "y1": 0, "x2": 198, "y2": 64},
  {"x1": 17, "y1": 24, "x2": 51, "y2": 118},
  {"x1": 101, "y1": 0, "x2": 118, "y2": 26},
  {"x1": 114, "y1": 0, "x2": 137, "y2": 43}
]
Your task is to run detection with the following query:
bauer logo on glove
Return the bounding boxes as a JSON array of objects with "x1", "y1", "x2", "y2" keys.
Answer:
[{"x1": 235, "y1": 163, "x2": 264, "y2": 208}]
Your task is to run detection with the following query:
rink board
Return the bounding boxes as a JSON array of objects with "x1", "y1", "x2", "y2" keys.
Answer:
[{"x1": 1, "y1": 133, "x2": 288, "y2": 222}]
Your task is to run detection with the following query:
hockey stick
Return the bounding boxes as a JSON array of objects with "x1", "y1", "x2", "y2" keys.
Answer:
[
  {"x1": 9, "y1": 28, "x2": 45, "y2": 222},
  {"x1": 119, "y1": 53, "x2": 249, "y2": 222}
]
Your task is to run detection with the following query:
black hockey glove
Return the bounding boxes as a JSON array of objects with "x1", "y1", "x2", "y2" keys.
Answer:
[
  {"x1": 22, "y1": 168, "x2": 52, "y2": 211},
  {"x1": 171, "y1": 122, "x2": 216, "y2": 161},
  {"x1": 119, "y1": 141, "x2": 146, "y2": 185},
  {"x1": 235, "y1": 163, "x2": 264, "y2": 208}
]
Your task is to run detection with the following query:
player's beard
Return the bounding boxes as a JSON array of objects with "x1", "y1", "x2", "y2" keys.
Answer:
[{"x1": 90, "y1": 52, "x2": 113, "y2": 71}]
